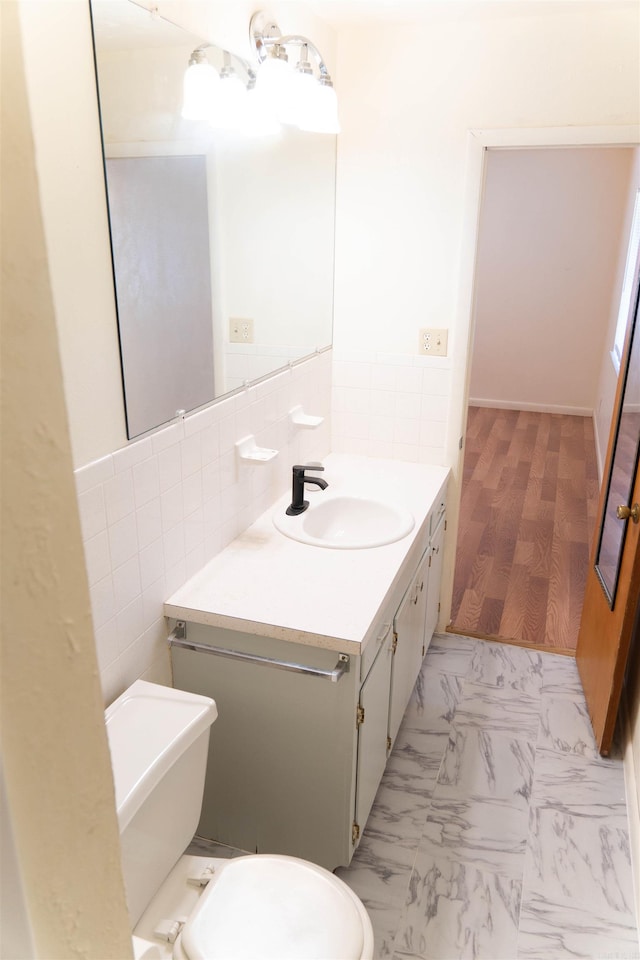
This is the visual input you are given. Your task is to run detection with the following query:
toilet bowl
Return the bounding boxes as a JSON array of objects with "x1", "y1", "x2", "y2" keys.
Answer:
[{"x1": 105, "y1": 680, "x2": 373, "y2": 960}]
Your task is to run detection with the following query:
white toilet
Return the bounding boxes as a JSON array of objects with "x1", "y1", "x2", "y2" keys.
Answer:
[{"x1": 105, "y1": 679, "x2": 374, "y2": 960}]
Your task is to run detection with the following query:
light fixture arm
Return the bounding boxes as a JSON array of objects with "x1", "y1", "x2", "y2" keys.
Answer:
[
  {"x1": 261, "y1": 34, "x2": 330, "y2": 78},
  {"x1": 249, "y1": 12, "x2": 333, "y2": 80},
  {"x1": 188, "y1": 43, "x2": 254, "y2": 83}
]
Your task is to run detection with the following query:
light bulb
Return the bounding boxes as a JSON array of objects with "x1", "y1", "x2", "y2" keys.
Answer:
[
  {"x1": 255, "y1": 53, "x2": 296, "y2": 123},
  {"x1": 278, "y1": 69, "x2": 315, "y2": 127},
  {"x1": 210, "y1": 72, "x2": 247, "y2": 130},
  {"x1": 182, "y1": 58, "x2": 219, "y2": 123},
  {"x1": 299, "y1": 80, "x2": 340, "y2": 135},
  {"x1": 242, "y1": 84, "x2": 281, "y2": 136}
]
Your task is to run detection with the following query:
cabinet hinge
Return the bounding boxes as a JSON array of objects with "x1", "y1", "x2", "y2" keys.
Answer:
[
  {"x1": 392, "y1": 631, "x2": 398, "y2": 655},
  {"x1": 352, "y1": 821, "x2": 361, "y2": 844},
  {"x1": 169, "y1": 620, "x2": 187, "y2": 643},
  {"x1": 428, "y1": 555, "x2": 432, "y2": 567},
  {"x1": 386, "y1": 735, "x2": 392, "y2": 751},
  {"x1": 445, "y1": 519, "x2": 447, "y2": 530},
  {"x1": 356, "y1": 704, "x2": 365, "y2": 727},
  {"x1": 438, "y1": 602, "x2": 441, "y2": 612}
]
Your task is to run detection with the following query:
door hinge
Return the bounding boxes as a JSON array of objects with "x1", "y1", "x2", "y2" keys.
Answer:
[
  {"x1": 438, "y1": 601, "x2": 441, "y2": 612},
  {"x1": 428, "y1": 555, "x2": 432, "y2": 567},
  {"x1": 386, "y1": 735, "x2": 392, "y2": 751},
  {"x1": 445, "y1": 519, "x2": 447, "y2": 530},
  {"x1": 356, "y1": 704, "x2": 365, "y2": 727},
  {"x1": 392, "y1": 631, "x2": 398, "y2": 654},
  {"x1": 169, "y1": 620, "x2": 187, "y2": 643},
  {"x1": 352, "y1": 821, "x2": 360, "y2": 844}
]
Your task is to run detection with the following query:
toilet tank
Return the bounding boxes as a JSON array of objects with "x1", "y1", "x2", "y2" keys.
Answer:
[{"x1": 105, "y1": 680, "x2": 217, "y2": 927}]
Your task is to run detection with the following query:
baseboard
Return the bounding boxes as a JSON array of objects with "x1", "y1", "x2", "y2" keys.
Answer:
[
  {"x1": 622, "y1": 690, "x2": 640, "y2": 949},
  {"x1": 469, "y1": 398, "x2": 593, "y2": 417}
]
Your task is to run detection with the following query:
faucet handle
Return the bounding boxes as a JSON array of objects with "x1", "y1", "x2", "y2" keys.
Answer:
[{"x1": 292, "y1": 463, "x2": 325, "y2": 474}]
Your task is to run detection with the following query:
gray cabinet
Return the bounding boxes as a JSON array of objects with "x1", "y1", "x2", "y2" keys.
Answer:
[
  {"x1": 388, "y1": 499, "x2": 447, "y2": 751},
  {"x1": 354, "y1": 624, "x2": 393, "y2": 840},
  {"x1": 171, "y1": 627, "x2": 358, "y2": 871},
  {"x1": 388, "y1": 550, "x2": 429, "y2": 748},
  {"x1": 425, "y1": 508, "x2": 446, "y2": 643},
  {"x1": 170, "y1": 495, "x2": 447, "y2": 871}
]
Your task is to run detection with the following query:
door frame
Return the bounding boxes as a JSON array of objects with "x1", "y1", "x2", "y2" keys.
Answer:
[{"x1": 439, "y1": 123, "x2": 640, "y2": 633}]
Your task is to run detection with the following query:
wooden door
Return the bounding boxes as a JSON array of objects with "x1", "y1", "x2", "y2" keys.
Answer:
[{"x1": 576, "y1": 258, "x2": 640, "y2": 755}]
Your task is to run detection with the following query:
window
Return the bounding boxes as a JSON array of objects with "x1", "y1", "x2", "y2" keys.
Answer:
[{"x1": 612, "y1": 188, "x2": 640, "y2": 373}]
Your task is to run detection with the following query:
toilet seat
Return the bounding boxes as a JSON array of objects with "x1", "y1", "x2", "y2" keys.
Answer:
[{"x1": 174, "y1": 855, "x2": 374, "y2": 960}]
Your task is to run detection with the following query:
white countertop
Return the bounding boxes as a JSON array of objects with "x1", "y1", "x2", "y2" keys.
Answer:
[{"x1": 164, "y1": 454, "x2": 450, "y2": 655}]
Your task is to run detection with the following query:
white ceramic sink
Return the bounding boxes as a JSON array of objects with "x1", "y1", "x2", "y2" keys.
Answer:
[{"x1": 273, "y1": 495, "x2": 415, "y2": 549}]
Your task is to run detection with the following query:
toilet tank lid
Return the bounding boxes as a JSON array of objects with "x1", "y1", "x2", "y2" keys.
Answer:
[{"x1": 105, "y1": 680, "x2": 217, "y2": 831}]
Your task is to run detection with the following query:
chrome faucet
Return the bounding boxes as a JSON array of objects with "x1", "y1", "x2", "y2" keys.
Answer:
[{"x1": 286, "y1": 464, "x2": 328, "y2": 515}]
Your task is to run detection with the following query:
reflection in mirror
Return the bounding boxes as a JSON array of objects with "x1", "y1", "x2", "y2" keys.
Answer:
[
  {"x1": 89, "y1": 0, "x2": 336, "y2": 438},
  {"x1": 595, "y1": 267, "x2": 640, "y2": 607}
]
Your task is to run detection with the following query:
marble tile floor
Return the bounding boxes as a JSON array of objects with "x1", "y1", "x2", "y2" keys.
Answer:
[
  {"x1": 188, "y1": 633, "x2": 638, "y2": 959},
  {"x1": 335, "y1": 634, "x2": 639, "y2": 960}
]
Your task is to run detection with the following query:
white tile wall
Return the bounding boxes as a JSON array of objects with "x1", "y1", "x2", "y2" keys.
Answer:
[
  {"x1": 332, "y1": 351, "x2": 451, "y2": 464},
  {"x1": 75, "y1": 351, "x2": 332, "y2": 706},
  {"x1": 224, "y1": 343, "x2": 306, "y2": 392}
]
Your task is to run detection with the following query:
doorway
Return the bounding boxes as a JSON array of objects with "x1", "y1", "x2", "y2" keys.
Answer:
[{"x1": 447, "y1": 143, "x2": 637, "y2": 654}]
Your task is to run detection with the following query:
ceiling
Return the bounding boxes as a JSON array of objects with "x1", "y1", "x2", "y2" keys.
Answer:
[{"x1": 307, "y1": 0, "x2": 629, "y2": 27}]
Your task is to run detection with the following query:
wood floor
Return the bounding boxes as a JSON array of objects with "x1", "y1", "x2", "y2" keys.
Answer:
[{"x1": 448, "y1": 406, "x2": 599, "y2": 655}]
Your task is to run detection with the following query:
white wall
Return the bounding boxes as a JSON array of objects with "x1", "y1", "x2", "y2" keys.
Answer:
[
  {"x1": 331, "y1": 2, "x2": 639, "y2": 624},
  {"x1": 2, "y1": 2, "x2": 131, "y2": 952},
  {"x1": 469, "y1": 147, "x2": 633, "y2": 415},
  {"x1": 19, "y1": 0, "x2": 127, "y2": 468},
  {"x1": 332, "y1": 1, "x2": 639, "y2": 417}
]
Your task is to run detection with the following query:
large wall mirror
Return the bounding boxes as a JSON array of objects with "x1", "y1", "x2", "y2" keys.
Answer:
[{"x1": 89, "y1": 0, "x2": 336, "y2": 439}]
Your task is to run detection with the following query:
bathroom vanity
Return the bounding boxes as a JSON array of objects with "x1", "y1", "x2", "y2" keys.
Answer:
[{"x1": 165, "y1": 454, "x2": 449, "y2": 871}]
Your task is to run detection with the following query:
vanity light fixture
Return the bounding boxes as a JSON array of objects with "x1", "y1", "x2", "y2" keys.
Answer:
[
  {"x1": 181, "y1": 13, "x2": 339, "y2": 135},
  {"x1": 250, "y1": 11, "x2": 340, "y2": 134}
]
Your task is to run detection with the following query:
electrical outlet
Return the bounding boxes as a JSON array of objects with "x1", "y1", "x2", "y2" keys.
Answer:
[
  {"x1": 229, "y1": 317, "x2": 254, "y2": 343},
  {"x1": 419, "y1": 328, "x2": 448, "y2": 357}
]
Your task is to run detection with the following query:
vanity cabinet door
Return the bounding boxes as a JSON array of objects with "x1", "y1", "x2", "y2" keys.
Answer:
[
  {"x1": 171, "y1": 625, "x2": 358, "y2": 871},
  {"x1": 354, "y1": 625, "x2": 393, "y2": 845},
  {"x1": 388, "y1": 551, "x2": 429, "y2": 748},
  {"x1": 425, "y1": 512, "x2": 446, "y2": 645}
]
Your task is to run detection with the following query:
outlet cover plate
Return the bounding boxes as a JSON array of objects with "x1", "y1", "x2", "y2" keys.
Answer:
[
  {"x1": 419, "y1": 328, "x2": 448, "y2": 356},
  {"x1": 229, "y1": 317, "x2": 254, "y2": 343}
]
